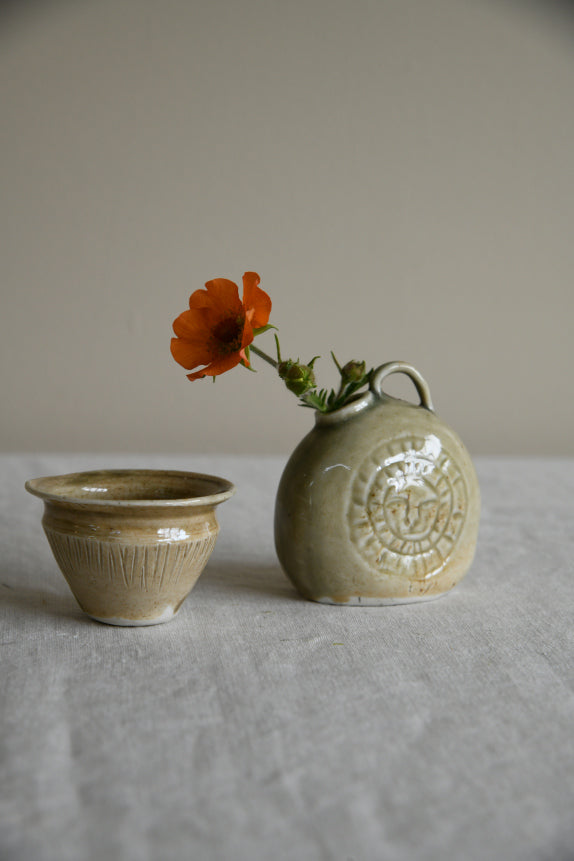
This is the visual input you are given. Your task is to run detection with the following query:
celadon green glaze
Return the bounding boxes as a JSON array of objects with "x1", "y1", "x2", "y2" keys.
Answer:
[{"x1": 275, "y1": 362, "x2": 480, "y2": 605}]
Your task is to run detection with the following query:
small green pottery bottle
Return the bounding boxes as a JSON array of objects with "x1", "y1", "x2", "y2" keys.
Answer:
[{"x1": 274, "y1": 362, "x2": 480, "y2": 604}]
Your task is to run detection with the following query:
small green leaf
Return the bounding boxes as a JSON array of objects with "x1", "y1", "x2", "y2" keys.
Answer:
[{"x1": 253, "y1": 324, "x2": 278, "y2": 337}]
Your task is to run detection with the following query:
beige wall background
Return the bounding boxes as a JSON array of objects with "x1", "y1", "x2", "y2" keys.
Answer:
[{"x1": 1, "y1": 0, "x2": 573, "y2": 456}]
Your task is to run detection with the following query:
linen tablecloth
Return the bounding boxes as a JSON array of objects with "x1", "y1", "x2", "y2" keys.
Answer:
[{"x1": 1, "y1": 453, "x2": 573, "y2": 861}]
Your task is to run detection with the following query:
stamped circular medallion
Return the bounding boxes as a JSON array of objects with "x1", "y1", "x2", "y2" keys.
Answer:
[{"x1": 348, "y1": 434, "x2": 467, "y2": 580}]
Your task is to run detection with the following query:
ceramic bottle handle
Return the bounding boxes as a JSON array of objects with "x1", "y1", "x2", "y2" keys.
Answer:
[{"x1": 370, "y1": 362, "x2": 434, "y2": 411}]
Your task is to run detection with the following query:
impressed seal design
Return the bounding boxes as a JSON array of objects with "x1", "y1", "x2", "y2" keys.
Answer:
[{"x1": 348, "y1": 434, "x2": 467, "y2": 580}]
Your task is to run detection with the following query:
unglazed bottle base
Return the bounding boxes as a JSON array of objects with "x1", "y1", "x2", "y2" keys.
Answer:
[{"x1": 312, "y1": 593, "x2": 447, "y2": 606}]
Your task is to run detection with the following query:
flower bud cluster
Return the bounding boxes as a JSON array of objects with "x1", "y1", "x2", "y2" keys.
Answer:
[
  {"x1": 340, "y1": 360, "x2": 366, "y2": 384},
  {"x1": 278, "y1": 359, "x2": 317, "y2": 396}
]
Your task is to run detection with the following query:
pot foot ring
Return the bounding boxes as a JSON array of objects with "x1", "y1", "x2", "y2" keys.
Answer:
[{"x1": 87, "y1": 604, "x2": 178, "y2": 626}]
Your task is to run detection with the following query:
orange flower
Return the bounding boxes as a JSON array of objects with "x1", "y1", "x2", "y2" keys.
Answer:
[{"x1": 171, "y1": 272, "x2": 272, "y2": 380}]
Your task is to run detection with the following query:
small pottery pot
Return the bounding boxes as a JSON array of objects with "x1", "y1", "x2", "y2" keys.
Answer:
[
  {"x1": 275, "y1": 362, "x2": 480, "y2": 605},
  {"x1": 25, "y1": 469, "x2": 235, "y2": 626}
]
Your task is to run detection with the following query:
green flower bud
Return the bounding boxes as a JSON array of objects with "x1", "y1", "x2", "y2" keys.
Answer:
[
  {"x1": 278, "y1": 359, "x2": 316, "y2": 396},
  {"x1": 341, "y1": 360, "x2": 366, "y2": 383}
]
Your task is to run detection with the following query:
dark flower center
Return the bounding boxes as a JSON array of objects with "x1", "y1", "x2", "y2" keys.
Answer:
[{"x1": 211, "y1": 314, "x2": 245, "y2": 355}]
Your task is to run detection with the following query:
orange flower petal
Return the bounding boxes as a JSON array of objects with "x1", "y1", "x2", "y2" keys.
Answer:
[
  {"x1": 172, "y1": 308, "x2": 212, "y2": 341},
  {"x1": 170, "y1": 336, "x2": 212, "y2": 370},
  {"x1": 242, "y1": 271, "x2": 271, "y2": 330},
  {"x1": 200, "y1": 279, "x2": 243, "y2": 317},
  {"x1": 186, "y1": 351, "x2": 243, "y2": 381},
  {"x1": 241, "y1": 315, "x2": 254, "y2": 349}
]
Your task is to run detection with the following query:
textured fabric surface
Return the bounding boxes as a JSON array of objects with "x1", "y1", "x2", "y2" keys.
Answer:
[{"x1": 1, "y1": 453, "x2": 573, "y2": 861}]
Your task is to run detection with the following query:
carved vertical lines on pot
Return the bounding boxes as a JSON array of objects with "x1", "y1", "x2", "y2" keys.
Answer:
[{"x1": 43, "y1": 529, "x2": 217, "y2": 595}]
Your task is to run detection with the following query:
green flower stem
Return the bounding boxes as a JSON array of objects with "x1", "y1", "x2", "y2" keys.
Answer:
[{"x1": 250, "y1": 343, "x2": 279, "y2": 369}]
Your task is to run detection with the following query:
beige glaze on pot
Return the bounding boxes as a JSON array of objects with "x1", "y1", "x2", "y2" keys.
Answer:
[
  {"x1": 25, "y1": 469, "x2": 235, "y2": 625},
  {"x1": 275, "y1": 363, "x2": 480, "y2": 605}
]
